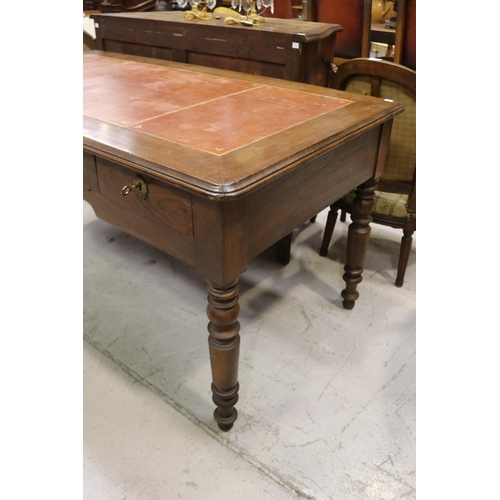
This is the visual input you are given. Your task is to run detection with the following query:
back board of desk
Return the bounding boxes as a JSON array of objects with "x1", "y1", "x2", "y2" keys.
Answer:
[{"x1": 91, "y1": 11, "x2": 342, "y2": 87}]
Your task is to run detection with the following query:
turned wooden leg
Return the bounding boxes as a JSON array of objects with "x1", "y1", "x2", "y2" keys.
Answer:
[
  {"x1": 395, "y1": 228, "x2": 414, "y2": 287},
  {"x1": 206, "y1": 279, "x2": 240, "y2": 431},
  {"x1": 319, "y1": 204, "x2": 339, "y2": 257},
  {"x1": 341, "y1": 179, "x2": 377, "y2": 310},
  {"x1": 275, "y1": 233, "x2": 292, "y2": 265}
]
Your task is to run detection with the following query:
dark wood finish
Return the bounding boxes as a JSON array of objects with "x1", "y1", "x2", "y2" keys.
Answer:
[
  {"x1": 207, "y1": 279, "x2": 241, "y2": 431},
  {"x1": 370, "y1": 0, "x2": 416, "y2": 70},
  {"x1": 393, "y1": 0, "x2": 406, "y2": 65},
  {"x1": 91, "y1": 11, "x2": 342, "y2": 86},
  {"x1": 83, "y1": 52, "x2": 402, "y2": 429},
  {"x1": 83, "y1": 151, "x2": 99, "y2": 192},
  {"x1": 320, "y1": 57, "x2": 416, "y2": 287},
  {"x1": 84, "y1": 1, "x2": 97, "y2": 10},
  {"x1": 393, "y1": 0, "x2": 416, "y2": 70},
  {"x1": 98, "y1": 0, "x2": 158, "y2": 13},
  {"x1": 97, "y1": 157, "x2": 194, "y2": 236},
  {"x1": 246, "y1": 128, "x2": 379, "y2": 260},
  {"x1": 313, "y1": 0, "x2": 416, "y2": 70},
  {"x1": 275, "y1": 233, "x2": 292, "y2": 265},
  {"x1": 83, "y1": 31, "x2": 97, "y2": 51},
  {"x1": 340, "y1": 177, "x2": 377, "y2": 309},
  {"x1": 314, "y1": 0, "x2": 371, "y2": 61}
]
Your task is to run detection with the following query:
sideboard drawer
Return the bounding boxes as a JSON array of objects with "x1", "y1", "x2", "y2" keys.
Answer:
[{"x1": 96, "y1": 156, "x2": 193, "y2": 237}]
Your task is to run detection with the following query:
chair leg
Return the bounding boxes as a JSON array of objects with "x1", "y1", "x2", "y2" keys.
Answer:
[
  {"x1": 319, "y1": 205, "x2": 339, "y2": 256},
  {"x1": 340, "y1": 210, "x2": 346, "y2": 222},
  {"x1": 395, "y1": 229, "x2": 414, "y2": 287}
]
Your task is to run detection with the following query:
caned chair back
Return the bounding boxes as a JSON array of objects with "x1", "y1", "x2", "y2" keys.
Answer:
[
  {"x1": 335, "y1": 58, "x2": 415, "y2": 191},
  {"x1": 318, "y1": 57, "x2": 416, "y2": 287}
]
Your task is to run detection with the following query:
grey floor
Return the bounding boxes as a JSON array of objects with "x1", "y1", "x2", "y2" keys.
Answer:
[{"x1": 83, "y1": 201, "x2": 416, "y2": 500}]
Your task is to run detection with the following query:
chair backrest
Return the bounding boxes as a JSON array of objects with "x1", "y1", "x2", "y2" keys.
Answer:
[{"x1": 334, "y1": 58, "x2": 416, "y2": 192}]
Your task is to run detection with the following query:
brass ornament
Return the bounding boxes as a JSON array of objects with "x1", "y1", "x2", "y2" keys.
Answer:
[{"x1": 121, "y1": 176, "x2": 148, "y2": 200}]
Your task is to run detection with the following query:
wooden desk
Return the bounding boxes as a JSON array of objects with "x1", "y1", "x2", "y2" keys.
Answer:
[
  {"x1": 83, "y1": 51, "x2": 402, "y2": 431},
  {"x1": 90, "y1": 11, "x2": 342, "y2": 87}
]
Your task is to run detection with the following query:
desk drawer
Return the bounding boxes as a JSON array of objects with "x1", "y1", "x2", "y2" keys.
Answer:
[{"x1": 96, "y1": 157, "x2": 193, "y2": 237}]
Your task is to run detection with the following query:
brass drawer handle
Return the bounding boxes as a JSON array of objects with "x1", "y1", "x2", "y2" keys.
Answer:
[{"x1": 121, "y1": 175, "x2": 148, "y2": 200}]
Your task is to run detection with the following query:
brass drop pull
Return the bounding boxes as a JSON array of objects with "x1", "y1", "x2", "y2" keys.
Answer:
[{"x1": 121, "y1": 176, "x2": 148, "y2": 200}]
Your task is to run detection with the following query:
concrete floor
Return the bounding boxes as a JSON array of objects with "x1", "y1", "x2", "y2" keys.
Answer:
[{"x1": 83, "y1": 201, "x2": 416, "y2": 500}]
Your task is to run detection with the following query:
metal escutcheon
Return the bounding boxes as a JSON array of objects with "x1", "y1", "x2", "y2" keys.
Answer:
[{"x1": 121, "y1": 176, "x2": 148, "y2": 200}]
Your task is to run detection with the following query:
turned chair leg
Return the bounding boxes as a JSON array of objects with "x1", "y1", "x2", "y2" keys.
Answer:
[
  {"x1": 319, "y1": 205, "x2": 339, "y2": 256},
  {"x1": 340, "y1": 210, "x2": 347, "y2": 222},
  {"x1": 395, "y1": 228, "x2": 414, "y2": 287}
]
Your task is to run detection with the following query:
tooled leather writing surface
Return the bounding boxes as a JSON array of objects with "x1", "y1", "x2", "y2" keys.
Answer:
[
  {"x1": 84, "y1": 54, "x2": 351, "y2": 156},
  {"x1": 84, "y1": 53, "x2": 402, "y2": 197}
]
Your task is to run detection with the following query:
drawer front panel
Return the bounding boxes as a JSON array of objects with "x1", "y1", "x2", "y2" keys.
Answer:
[{"x1": 96, "y1": 157, "x2": 193, "y2": 237}]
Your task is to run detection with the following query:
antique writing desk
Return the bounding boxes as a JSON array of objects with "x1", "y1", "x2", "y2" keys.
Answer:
[
  {"x1": 90, "y1": 11, "x2": 342, "y2": 87},
  {"x1": 83, "y1": 51, "x2": 402, "y2": 431}
]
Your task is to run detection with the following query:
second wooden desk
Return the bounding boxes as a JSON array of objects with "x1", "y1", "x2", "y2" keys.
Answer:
[{"x1": 91, "y1": 11, "x2": 342, "y2": 87}]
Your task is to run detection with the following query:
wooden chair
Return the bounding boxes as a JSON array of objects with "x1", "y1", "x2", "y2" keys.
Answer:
[{"x1": 319, "y1": 58, "x2": 416, "y2": 287}]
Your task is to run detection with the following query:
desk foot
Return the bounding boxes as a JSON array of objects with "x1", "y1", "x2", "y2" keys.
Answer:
[
  {"x1": 212, "y1": 384, "x2": 239, "y2": 431},
  {"x1": 207, "y1": 279, "x2": 241, "y2": 431},
  {"x1": 341, "y1": 282, "x2": 359, "y2": 310},
  {"x1": 275, "y1": 233, "x2": 292, "y2": 265},
  {"x1": 341, "y1": 179, "x2": 377, "y2": 310}
]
